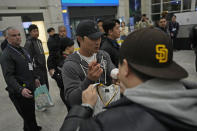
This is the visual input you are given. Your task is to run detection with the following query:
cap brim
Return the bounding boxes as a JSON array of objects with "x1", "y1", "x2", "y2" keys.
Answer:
[
  {"x1": 88, "y1": 32, "x2": 103, "y2": 40},
  {"x1": 129, "y1": 61, "x2": 188, "y2": 80}
]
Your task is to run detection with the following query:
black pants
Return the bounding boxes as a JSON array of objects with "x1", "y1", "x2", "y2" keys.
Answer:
[
  {"x1": 195, "y1": 52, "x2": 197, "y2": 72},
  {"x1": 52, "y1": 70, "x2": 70, "y2": 110},
  {"x1": 35, "y1": 67, "x2": 49, "y2": 90},
  {"x1": 9, "y1": 93, "x2": 39, "y2": 131}
]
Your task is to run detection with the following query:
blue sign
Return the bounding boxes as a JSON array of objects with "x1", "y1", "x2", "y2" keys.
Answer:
[
  {"x1": 0, "y1": 31, "x2": 3, "y2": 37},
  {"x1": 62, "y1": 6, "x2": 72, "y2": 38},
  {"x1": 61, "y1": 0, "x2": 119, "y2": 6},
  {"x1": 61, "y1": 0, "x2": 119, "y2": 38}
]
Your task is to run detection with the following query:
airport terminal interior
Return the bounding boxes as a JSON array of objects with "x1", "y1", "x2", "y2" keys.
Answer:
[{"x1": 0, "y1": 0, "x2": 197, "y2": 131}]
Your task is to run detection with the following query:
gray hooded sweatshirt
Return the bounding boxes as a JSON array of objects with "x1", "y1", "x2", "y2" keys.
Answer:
[
  {"x1": 124, "y1": 78, "x2": 197, "y2": 126},
  {"x1": 62, "y1": 50, "x2": 115, "y2": 108}
]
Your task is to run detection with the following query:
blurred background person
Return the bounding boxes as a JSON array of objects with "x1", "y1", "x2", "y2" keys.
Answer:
[
  {"x1": 97, "y1": 19, "x2": 105, "y2": 33},
  {"x1": 157, "y1": 17, "x2": 170, "y2": 36},
  {"x1": 1, "y1": 28, "x2": 9, "y2": 51},
  {"x1": 47, "y1": 26, "x2": 73, "y2": 108},
  {"x1": 47, "y1": 25, "x2": 69, "y2": 78},
  {"x1": 47, "y1": 27, "x2": 55, "y2": 37},
  {"x1": 190, "y1": 25, "x2": 197, "y2": 72},
  {"x1": 120, "y1": 21, "x2": 129, "y2": 40},
  {"x1": 169, "y1": 15, "x2": 179, "y2": 50},
  {"x1": 101, "y1": 19, "x2": 120, "y2": 67},
  {"x1": 24, "y1": 24, "x2": 49, "y2": 90},
  {"x1": 135, "y1": 14, "x2": 152, "y2": 30},
  {"x1": 169, "y1": 15, "x2": 179, "y2": 39}
]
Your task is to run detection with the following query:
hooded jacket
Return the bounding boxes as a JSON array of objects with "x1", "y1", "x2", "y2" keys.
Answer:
[
  {"x1": 60, "y1": 79, "x2": 197, "y2": 131},
  {"x1": 124, "y1": 79, "x2": 197, "y2": 127},
  {"x1": 61, "y1": 50, "x2": 115, "y2": 108}
]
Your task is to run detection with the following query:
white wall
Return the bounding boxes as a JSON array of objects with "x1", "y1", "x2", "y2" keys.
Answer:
[
  {"x1": 175, "y1": 12, "x2": 197, "y2": 25},
  {"x1": 141, "y1": 0, "x2": 152, "y2": 20},
  {"x1": 0, "y1": 0, "x2": 64, "y2": 38},
  {"x1": 0, "y1": 0, "x2": 47, "y2": 7},
  {"x1": 0, "y1": 17, "x2": 26, "y2": 46}
]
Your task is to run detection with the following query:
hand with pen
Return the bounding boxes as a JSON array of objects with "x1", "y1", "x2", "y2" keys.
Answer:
[{"x1": 87, "y1": 60, "x2": 103, "y2": 81}]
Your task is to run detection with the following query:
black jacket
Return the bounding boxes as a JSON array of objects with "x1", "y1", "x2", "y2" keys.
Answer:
[
  {"x1": 47, "y1": 34, "x2": 71, "y2": 70},
  {"x1": 60, "y1": 97, "x2": 197, "y2": 131},
  {"x1": 1, "y1": 39, "x2": 8, "y2": 51},
  {"x1": 24, "y1": 36, "x2": 46, "y2": 69},
  {"x1": 100, "y1": 38, "x2": 120, "y2": 67},
  {"x1": 0, "y1": 44, "x2": 36, "y2": 95},
  {"x1": 190, "y1": 25, "x2": 197, "y2": 52},
  {"x1": 47, "y1": 34, "x2": 60, "y2": 53},
  {"x1": 169, "y1": 21, "x2": 179, "y2": 38}
]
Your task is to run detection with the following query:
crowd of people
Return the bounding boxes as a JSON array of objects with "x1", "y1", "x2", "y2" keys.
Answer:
[{"x1": 0, "y1": 13, "x2": 197, "y2": 131}]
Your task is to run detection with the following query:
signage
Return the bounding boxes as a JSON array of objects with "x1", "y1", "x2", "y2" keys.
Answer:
[{"x1": 61, "y1": 0, "x2": 119, "y2": 6}]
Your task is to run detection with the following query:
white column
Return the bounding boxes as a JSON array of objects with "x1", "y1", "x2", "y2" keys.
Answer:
[
  {"x1": 181, "y1": 0, "x2": 183, "y2": 12},
  {"x1": 141, "y1": 0, "x2": 152, "y2": 19},
  {"x1": 191, "y1": 0, "x2": 196, "y2": 11},
  {"x1": 161, "y1": 0, "x2": 163, "y2": 14},
  {"x1": 46, "y1": 0, "x2": 64, "y2": 31},
  {"x1": 117, "y1": 0, "x2": 130, "y2": 24}
]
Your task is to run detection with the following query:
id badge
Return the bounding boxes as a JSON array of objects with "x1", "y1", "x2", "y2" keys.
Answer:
[
  {"x1": 28, "y1": 63, "x2": 33, "y2": 71},
  {"x1": 172, "y1": 28, "x2": 176, "y2": 31}
]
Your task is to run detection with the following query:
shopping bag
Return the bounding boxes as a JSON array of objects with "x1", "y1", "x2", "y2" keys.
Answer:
[{"x1": 34, "y1": 84, "x2": 54, "y2": 110}]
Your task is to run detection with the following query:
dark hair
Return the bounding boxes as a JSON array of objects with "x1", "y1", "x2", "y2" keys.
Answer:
[
  {"x1": 119, "y1": 55, "x2": 153, "y2": 82},
  {"x1": 47, "y1": 27, "x2": 55, "y2": 33},
  {"x1": 97, "y1": 19, "x2": 103, "y2": 24},
  {"x1": 103, "y1": 19, "x2": 120, "y2": 35},
  {"x1": 28, "y1": 24, "x2": 38, "y2": 33},
  {"x1": 172, "y1": 15, "x2": 176, "y2": 18},
  {"x1": 60, "y1": 38, "x2": 74, "y2": 53},
  {"x1": 142, "y1": 14, "x2": 146, "y2": 17},
  {"x1": 160, "y1": 17, "x2": 166, "y2": 21},
  {"x1": 121, "y1": 21, "x2": 126, "y2": 26}
]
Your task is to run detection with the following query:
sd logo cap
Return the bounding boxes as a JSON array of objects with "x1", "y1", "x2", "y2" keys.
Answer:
[{"x1": 120, "y1": 27, "x2": 188, "y2": 80}]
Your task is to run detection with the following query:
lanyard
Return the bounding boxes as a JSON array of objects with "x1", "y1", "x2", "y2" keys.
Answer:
[{"x1": 7, "y1": 44, "x2": 31, "y2": 61}]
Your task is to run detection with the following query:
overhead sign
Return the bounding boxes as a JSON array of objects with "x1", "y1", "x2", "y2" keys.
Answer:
[{"x1": 61, "y1": 0, "x2": 119, "y2": 6}]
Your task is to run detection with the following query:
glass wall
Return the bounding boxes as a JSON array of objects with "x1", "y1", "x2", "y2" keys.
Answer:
[
  {"x1": 129, "y1": 0, "x2": 141, "y2": 23},
  {"x1": 183, "y1": 0, "x2": 191, "y2": 11},
  {"x1": 152, "y1": 4, "x2": 161, "y2": 13},
  {"x1": 151, "y1": 0, "x2": 193, "y2": 22},
  {"x1": 195, "y1": 0, "x2": 197, "y2": 11},
  {"x1": 163, "y1": 1, "x2": 181, "y2": 12}
]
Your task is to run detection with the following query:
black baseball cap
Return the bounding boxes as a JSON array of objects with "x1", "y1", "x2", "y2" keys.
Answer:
[
  {"x1": 76, "y1": 20, "x2": 103, "y2": 40},
  {"x1": 120, "y1": 27, "x2": 188, "y2": 80}
]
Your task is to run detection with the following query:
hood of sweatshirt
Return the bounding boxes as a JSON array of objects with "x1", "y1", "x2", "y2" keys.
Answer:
[{"x1": 124, "y1": 79, "x2": 197, "y2": 126}]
